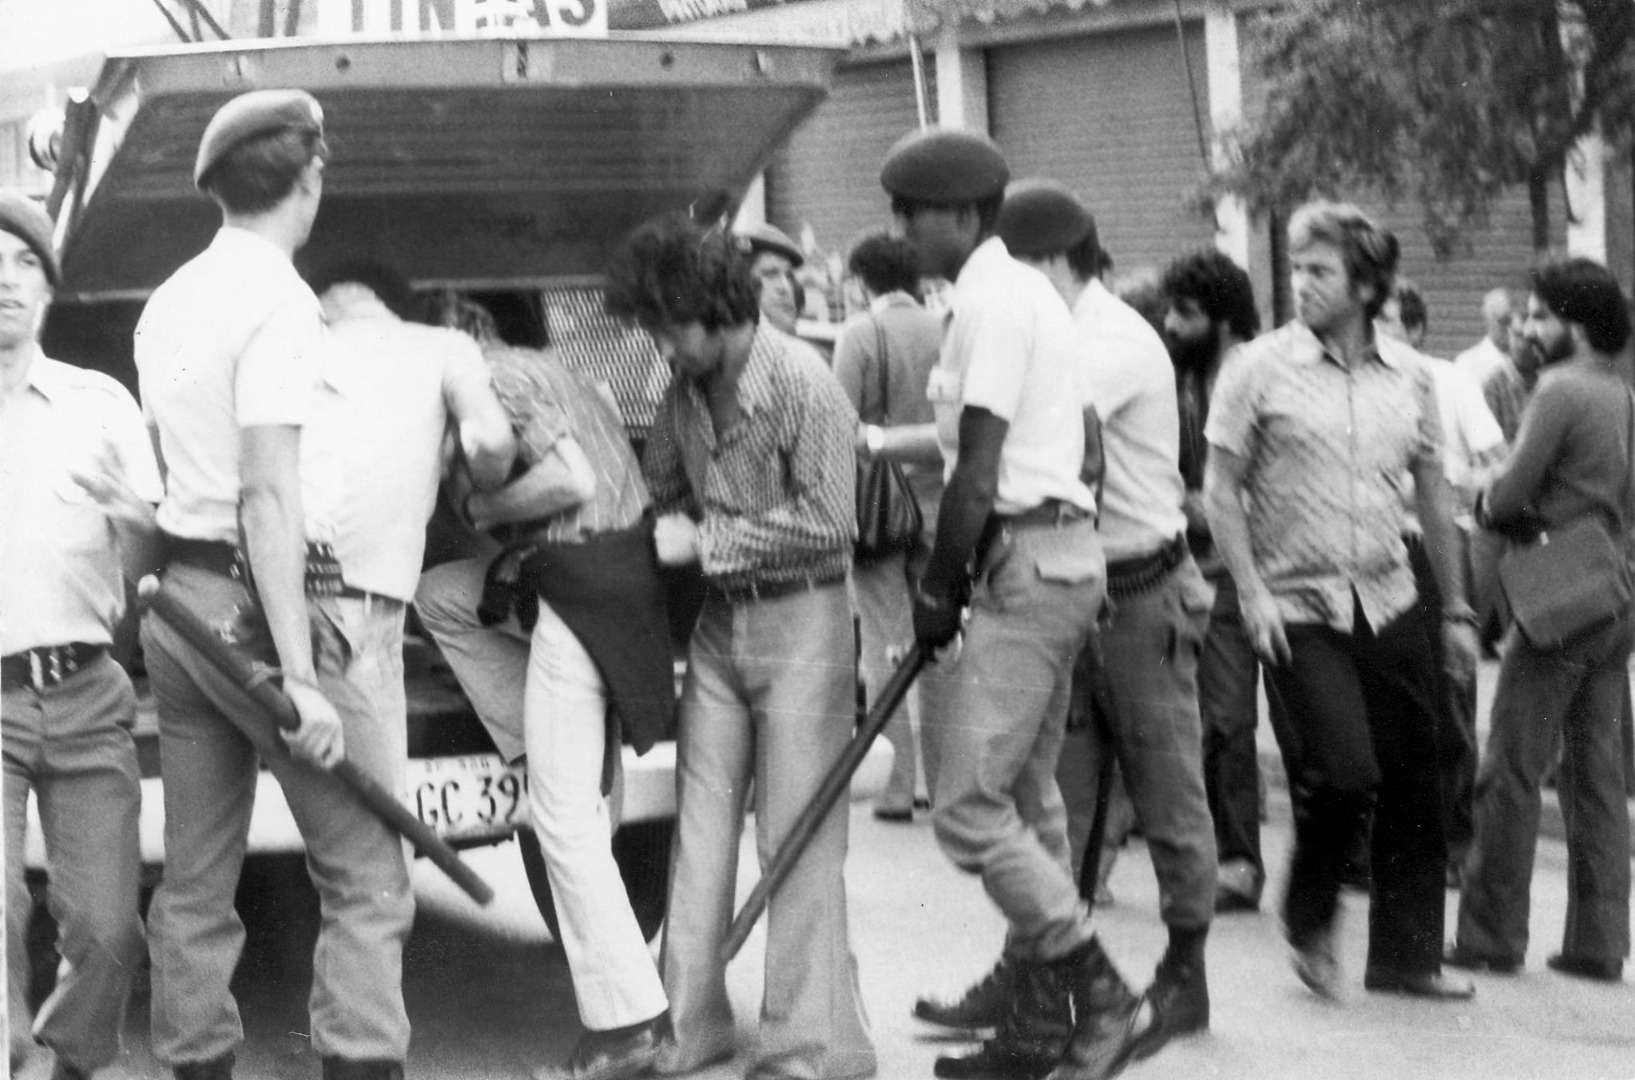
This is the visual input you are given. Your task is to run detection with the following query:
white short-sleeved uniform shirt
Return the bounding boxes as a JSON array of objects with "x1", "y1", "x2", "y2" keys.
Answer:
[
  {"x1": 303, "y1": 305, "x2": 493, "y2": 601},
  {"x1": 1072, "y1": 279, "x2": 1187, "y2": 560},
  {"x1": 135, "y1": 227, "x2": 326, "y2": 543},
  {"x1": 928, "y1": 237, "x2": 1096, "y2": 516},
  {"x1": 0, "y1": 350, "x2": 164, "y2": 651},
  {"x1": 1399, "y1": 351, "x2": 1507, "y2": 530}
]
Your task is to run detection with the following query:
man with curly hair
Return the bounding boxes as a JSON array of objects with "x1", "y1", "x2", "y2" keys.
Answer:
[{"x1": 604, "y1": 213, "x2": 874, "y2": 1080}]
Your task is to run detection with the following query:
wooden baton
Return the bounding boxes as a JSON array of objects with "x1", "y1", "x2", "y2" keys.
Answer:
[{"x1": 137, "y1": 577, "x2": 496, "y2": 906}]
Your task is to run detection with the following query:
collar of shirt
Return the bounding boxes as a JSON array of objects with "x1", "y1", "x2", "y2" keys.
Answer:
[
  {"x1": 15, "y1": 343, "x2": 58, "y2": 402},
  {"x1": 1288, "y1": 319, "x2": 1405, "y2": 373},
  {"x1": 209, "y1": 224, "x2": 299, "y2": 272},
  {"x1": 956, "y1": 235, "x2": 1011, "y2": 289},
  {"x1": 869, "y1": 291, "x2": 917, "y2": 315},
  {"x1": 1071, "y1": 277, "x2": 1114, "y2": 323}
]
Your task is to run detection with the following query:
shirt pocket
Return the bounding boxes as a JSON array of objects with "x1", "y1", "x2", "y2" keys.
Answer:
[{"x1": 1031, "y1": 528, "x2": 1105, "y2": 587}]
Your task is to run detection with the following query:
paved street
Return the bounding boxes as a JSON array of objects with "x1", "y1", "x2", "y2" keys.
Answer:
[{"x1": 19, "y1": 654, "x2": 1635, "y2": 1080}]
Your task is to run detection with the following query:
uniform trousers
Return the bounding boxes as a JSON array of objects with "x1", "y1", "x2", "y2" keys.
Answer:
[
  {"x1": 1456, "y1": 615, "x2": 1633, "y2": 963},
  {"x1": 1267, "y1": 597, "x2": 1447, "y2": 976},
  {"x1": 851, "y1": 553, "x2": 923, "y2": 812},
  {"x1": 927, "y1": 516, "x2": 1104, "y2": 963},
  {"x1": 658, "y1": 582, "x2": 875, "y2": 1080},
  {"x1": 1057, "y1": 556, "x2": 1218, "y2": 929},
  {"x1": 141, "y1": 564, "x2": 413, "y2": 1065},
  {"x1": 414, "y1": 558, "x2": 667, "y2": 1031},
  {"x1": 3, "y1": 653, "x2": 144, "y2": 1071},
  {"x1": 1198, "y1": 571, "x2": 1266, "y2": 885}
]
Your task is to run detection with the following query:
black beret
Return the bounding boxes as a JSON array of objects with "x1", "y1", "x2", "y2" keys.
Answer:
[
  {"x1": 995, "y1": 179, "x2": 1096, "y2": 260},
  {"x1": 195, "y1": 89, "x2": 325, "y2": 188},
  {"x1": 735, "y1": 222, "x2": 804, "y2": 268},
  {"x1": 880, "y1": 127, "x2": 1009, "y2": 204},
  {"x1": 0, "y1": 189, "x2": 58, "y2": 286}
]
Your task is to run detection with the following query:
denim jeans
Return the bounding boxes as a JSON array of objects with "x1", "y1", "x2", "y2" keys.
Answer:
[
  {"x1": 1456, "y1": 616, "x2": 1633, "y2": 963},
  {"x1": 659, "y1": 582, "x2": 875, "y2": 1080}
]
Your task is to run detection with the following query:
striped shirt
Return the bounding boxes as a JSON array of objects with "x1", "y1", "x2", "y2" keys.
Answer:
[
  {"x1": 485, "y1": 346, "x2": 649, "y2": 541},
  {"x1": 643, "y1": 325, "x2": 857, "y2": 588},
  {"x1": 1206, "y1": 321, "x2": 1442, "y2": 634}
]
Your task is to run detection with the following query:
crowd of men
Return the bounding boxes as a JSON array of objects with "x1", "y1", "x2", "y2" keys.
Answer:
[{"x1": 2, "y1": 86, "x2": 1631, "y2": 1080}]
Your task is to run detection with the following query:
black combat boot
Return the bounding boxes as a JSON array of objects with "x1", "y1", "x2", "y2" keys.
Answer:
[
  {"x1": 1128, "y1": 926, "x2": 1209, "y2": 1062},
  {"x1": 321, "y1": 1058, "x2": 405, "y2": 1080},
  {"x1": 934, "y1": 955, "x2": 1073, "y2": 1080},
  {"x1": 915, "y1": 951, "x2": 1015, "y2": 1031},
  {"x1": 173, "y1": 1052, "x2": 234, "y2": 1080},
  {"x1": 1043, "y1": 937, "x2": 1154, "y2": 1080}
]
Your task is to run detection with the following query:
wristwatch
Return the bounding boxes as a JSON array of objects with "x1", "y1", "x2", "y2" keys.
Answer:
[{"x1": 863, "y1": 424, "x2": 885, "y2": 457}]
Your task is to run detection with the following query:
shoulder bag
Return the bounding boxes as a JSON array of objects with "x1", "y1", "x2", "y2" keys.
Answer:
[
  {"x1": 855, "y1": 315, "x2": 924, "y2": 564},
  {"x1": 1497, "y1": 389, "x2": 1635, "y2": 650}
]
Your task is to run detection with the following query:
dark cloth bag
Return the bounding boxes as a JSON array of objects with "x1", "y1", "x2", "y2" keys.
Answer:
[
  {"x1": 854, "y1": 315, "x2": 923, "y2": 565},
  {"x1": 1498, "y1": 392, "x2": 1635, "y2": 650}
]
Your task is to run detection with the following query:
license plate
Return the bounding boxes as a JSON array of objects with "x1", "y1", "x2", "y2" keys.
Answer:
[{"x1": 407, "y1": 754, "x2": 529, "y2": 842}]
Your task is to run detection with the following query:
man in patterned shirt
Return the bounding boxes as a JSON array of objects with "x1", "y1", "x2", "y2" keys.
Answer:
[
  {"x1": 1204, "y1": 200, "x2": 1478, "y2": 1003},
  {"x1": 414, "y1": 333, "x2": 673, "y2": 1080},
  {"x1": 604, "y1": 213, "x2": 873, "y2": 1080}
]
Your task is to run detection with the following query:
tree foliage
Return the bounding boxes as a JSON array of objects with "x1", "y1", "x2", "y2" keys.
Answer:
[{"x1": 1216, "y1": 0, "x2": 1635, "y2": 256}]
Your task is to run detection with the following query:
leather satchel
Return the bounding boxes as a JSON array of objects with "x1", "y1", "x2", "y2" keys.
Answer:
[
  {"x1": 854, "y1": 315, "x2": 923, "y2": 564},
  {"x1": 1498, "y1": 391, "x2": 1635, "y2": 650}
]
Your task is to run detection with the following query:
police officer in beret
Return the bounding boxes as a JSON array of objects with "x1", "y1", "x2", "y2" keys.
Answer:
[
  {"x1": 135, "y1": 90, "x2": 414, "y2": 1080},
  {"x1": 885, "y1": 129, "x2": 1149, "y2": 1080},
  {"x1": 2, "y1": 188, "x2": 159, "y2": 1080},
  {"x1": 998, "y1": 178, "x2": 1218, "y2": 1057},
  {"x1": 735, "y1": 222, "x2": 805, "y2": 335}
]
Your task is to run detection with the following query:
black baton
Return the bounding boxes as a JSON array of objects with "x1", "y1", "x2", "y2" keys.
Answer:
[
  {"x1": 137, "y1": 577, "x2": 496, "y2": 906},
  {"x1": 722, "y1": 643, "x2": 929, "y2": 962}
]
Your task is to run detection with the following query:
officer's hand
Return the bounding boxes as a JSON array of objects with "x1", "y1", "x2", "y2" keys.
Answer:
[
  {"x1": 282, "y1": 679, "x2": 346, "y2": 770},
  {"x1": 654, "y1": 513, "x2": 700, "y2": 566},
  {"x1": 1442, "y1": 620, "x2": 1479, "y2": 687},
  {"x1": 912, "y1": 582, "x2": 964, "y2": 652},
  {"x1": 1241, "y1": 587, "x2": 1292, "y2": 667}
]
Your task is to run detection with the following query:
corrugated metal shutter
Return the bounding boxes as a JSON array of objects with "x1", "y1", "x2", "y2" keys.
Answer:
[
  {"x1": 988, "y1": 24, "x2": 1218, "y2": 277},
  {"x1": 766, "y1": 57, "x2": 932, "y2": 259}
]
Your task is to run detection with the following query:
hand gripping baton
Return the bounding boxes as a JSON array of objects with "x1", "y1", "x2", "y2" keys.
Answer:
[
  {"x1": 137, "y1": 577, "x2": 496, "y2": 906},
  {"x1": 722, "y1": 642, "x2": 928, "y2": 962}
]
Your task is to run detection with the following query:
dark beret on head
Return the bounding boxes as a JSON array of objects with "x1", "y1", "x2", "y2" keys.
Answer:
[
  {"x1": 195, "y1": 88, "x2": 325, "y2": 188},
  {"x1": 995, "y1": 178, "x2": 1095, "y2": 260},
  {"x1": 881, "y1": 127, "x2": 1010, "y2": 204},
  {"x1": 0, "y1": 189, "x2": 58, "y2": 286}
]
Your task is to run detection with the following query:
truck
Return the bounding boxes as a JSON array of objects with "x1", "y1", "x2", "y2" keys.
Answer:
[{"x1": 25, "y1": 29, "x2": 851, "y2": 943}]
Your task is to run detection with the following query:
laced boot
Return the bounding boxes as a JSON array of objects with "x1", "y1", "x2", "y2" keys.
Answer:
[
  {"x1": 915, "y1": 951, "x2": 1016, "y2": 1031},
  {"x1": 1128, "y1": 926, "x2": 1209, "y2": 1062},
  {"x1": 934, "y1": 957, "x2": 1073, "y2": 1080},
  {"x1": 1043, "y1": 937, "x2": 1154, "y2": 1080}
]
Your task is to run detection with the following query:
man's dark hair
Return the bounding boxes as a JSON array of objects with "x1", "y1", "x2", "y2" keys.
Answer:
[
  {"x1": 603, "y1": 212, "x2": 760, "y2": 331},
  {"x1": 1390, "y1": 278, "x2": 1428, "y2": 337},
  {"x1": 847, "y1": 231, "x2": 920, "y2": 299},
  {"x1": 1161, "y1": 249, "x2": 1260, "y2": 341},
  {"x1": 1531, "y1": 256, "x2": 1633, "y2": 355},
  {"x1": 203, "y1": 128, "x2": 328, "y2": 215},
  {"x1": 889, "y1": 192, "x2": 1005, "y2": 235},
  {"x1": 1288, "y1": 201, "x2": 1398, "y2": 320},
  {"x1": 1064, "y1": 225, "x2": 1108, "y2": 282},
  {"x1": 304, "y1": 258, "x2": 419, "y2": 321}
]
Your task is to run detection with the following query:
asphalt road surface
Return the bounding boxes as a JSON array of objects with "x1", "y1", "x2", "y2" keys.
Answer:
[{"x1": 19, "y1": 777, "x2": 1634, "y2": 1080}]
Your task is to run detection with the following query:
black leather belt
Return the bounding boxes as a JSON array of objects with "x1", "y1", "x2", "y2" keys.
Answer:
[
  {"x1": 2, "y1": 643, "x2": 107, "y2": 692},
  {"x1": 163, "y1": 534, "x2": 349, "y2": 597},
  {"x1": 995, "y1": 498, "x2": 1093, "y2": 529},
  {"x1": 706, "y1": 571, "x2": 847, "y2": 605},
  {"x1": 1107, "y1": 534, "x2": 1188, "y2": 600}
]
